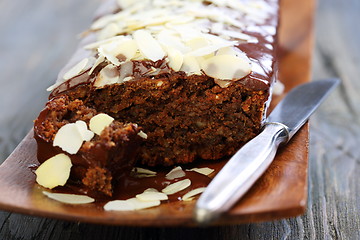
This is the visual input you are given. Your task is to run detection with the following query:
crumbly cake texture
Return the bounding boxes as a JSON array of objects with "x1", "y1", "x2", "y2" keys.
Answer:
[
  {"x1": 34, "y1": 0, "x2": 279, "y2": 194},
  {"x1": 34, "y1": 96, "x2": 142, "y2": 196}
]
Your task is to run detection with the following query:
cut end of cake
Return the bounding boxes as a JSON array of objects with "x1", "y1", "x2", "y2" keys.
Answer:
[{"x1": 34, "y1": 96, "x2": 142, "y2": 196}]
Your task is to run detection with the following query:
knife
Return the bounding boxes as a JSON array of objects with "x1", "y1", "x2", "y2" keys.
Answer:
[{"x1": 194, "y1": 78, "x2": 340, "y2": 224}]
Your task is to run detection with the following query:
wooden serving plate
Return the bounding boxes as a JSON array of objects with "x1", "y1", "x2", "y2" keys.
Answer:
[{"x1": 0, "y1": 0, "x2": 314, "y2": 226}]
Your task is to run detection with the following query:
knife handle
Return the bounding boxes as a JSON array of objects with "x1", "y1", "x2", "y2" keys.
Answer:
[{"x1": 194, "y1": 122, "x2": 289, "y2": 224}]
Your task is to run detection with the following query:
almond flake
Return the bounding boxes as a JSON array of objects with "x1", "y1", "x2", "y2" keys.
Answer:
[
  {"x1": 89, "y1": 113, "x2": 114, "y2": 135},
  {"x1": 182, "y1": 187, "x2": 206, "y2": 201},
  {"x1": 46, "y1": 82, "x2": 62, "y2": 92},
  {"x1": 63, "y1": 58, "x2": 89, "y2": 80},
  {"x1": 219, "y1": 29, "x2": 256, "y2": 42},
  {"x1": 132, "y1": 167, "x2": 157, "y2": 175},
  {"x1": 35, "y1": 154, "x2": 72, "y2": 189},
  {"x1": 165, "y1": 47, "x2": 184, "y2": 71},
  {"x1": 104, "y1": 198, "x2": 160, "y2": 211},
  {"x1": 89, "y1": 54, "x2": 105, "y2": 75},
  {"x1": 180, "y1": 55, "x2": 201, "y2": 75},
  {"x1": 126, "y1": 198, "x2": 161, "y2": 210},
  {"x1": 91, "y1": 14, "x2": 117, "y2": 30},
  {"x1": 214, "y1": 79, "x2": 232, "y2": 88},
  {"x1": 42, "y1": 191, "x2": 94, "y2": 204},
  {"x1": 186, "y1": 37, "x2": 209, "y2": 51},
  {"x1": 136, "y1": 191, "x2": 168, "y2": 201},
  {"x1": 187, "y1": 40, "x2": 234, "y2": 57},
  {"x1": 97, "y1": 22, "x2": 122, "y2": 41},
  {"x1": 93, "y1": 64, "x2": 120, "y2": 87},
  {"x1": 144, "y1": 188, "x2": 159, "y2": 193},
  {"x1": 75, "y1": 121, "x2": 94, "y2": 141},
  {"x1": 123, "y1": 76, "x2": 134, "y2": 82},
  {"x1": 187, "y1": 167, "x2": 214, "y2": 176},
  {"x1": 162, "y1": 179, "x2": 191, "y2": 195},
  {"x1": 157, "y1": 30, "x2": 189, "y2": 53},
  {"x1": 53, "y1": 122, "x2": 89, "y2": 154},
  {"x1": 114, "y1": 39, "x2": 138, "y2": 60},
  {"x1": 133, "y1": 29, "x2": 165, "y2": 61},
  {"x1": 137, "y1": 130, "x2": 148, "y2": 139},
  {"x1": 98, "y1": 43, "x2": 121, "y2": 66},
  {"x1": 216, "y1": 47, "x2": 242, "y2": 57},
  {"x1": 201, "y1": 55, "x2": 251, "y2": 80},
  {"x1": 104, "y1": 200, "x2": 135, "y2": 211},
  {"x1": 100, "y1": 39, "x2": 138, "y2": 66},
  {"x1": 165, "y1": 166, "x2": 186, "y2": 180},
  {"x1": 134, "y1": 174, "x2": 157, "y2": 178},
  {"x1": 273, "y1": 80, "x2": 285, "y2": 95},
  {"x1": 84, "y1": 36, "x2": 129, "y2": 50}
]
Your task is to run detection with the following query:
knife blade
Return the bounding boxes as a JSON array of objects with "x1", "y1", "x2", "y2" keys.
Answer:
[{"x1": 194, "y1": 78, "x2": 340, "y2": 224}]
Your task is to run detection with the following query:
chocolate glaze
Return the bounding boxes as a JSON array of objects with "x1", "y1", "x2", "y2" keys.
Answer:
[
  {"x1": 48, "y1": 0, "x2": 279, "y2": 97},
  {"x1": 48, "y1": 159, "x2": 227, "y2": 204}
]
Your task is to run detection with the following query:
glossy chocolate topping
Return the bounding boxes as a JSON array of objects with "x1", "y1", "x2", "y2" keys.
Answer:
[{"x1": 48, "y1": 0, "x2": 279, "y2": 97}]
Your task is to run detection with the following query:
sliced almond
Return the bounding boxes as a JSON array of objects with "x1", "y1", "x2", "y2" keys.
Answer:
[
  {"x1": 144, "y1": 188, "x2": 159, "y2": 193},
  {"x1": 53, "y1": 123, "x2": 86, "y2": 154},
  {"x1": 214, "y1": 79, "x2": 232, "y2": 88},
  {"x1": 42, "y1": 191, "x2": 94, "y2": 204},
  {"x1": 132, "y1": 167, "x2": 157, "y2": 175},
  {"x1": 216, "y1": 47, "x2": 241, "y2": 57},
  {"x1": 93, "y1": 64, "x2": 120, "y2": 88},
  {"x1": 272, "y1": 80, "x2": 285, "y2": 95},
  {"x1": 187, "y1": 43, "x2": 229, "y2": 57},
  {"x1": 97, "y1": 22, "x2": 120, "y2": 40},
  {"x1": 218, "y1": 29, "x2": 256, "y2": 42},
  {"x1": 182, "y1": 187, "x2": 206, "y2": 201},
  {"x1": 84, "y1": 36, "x2": 129, "y2": 50},
  {"x1": 201, "y1": 55, "x2": 251, "y2": 80},
  {"x1": 133, "y1": 29, "x2": 165, "y2": 61},
  {"x1": 104, "y1": 198, "x2": 160, "y2": 211},
  {"x1": 91, "y1": 14, "x2": 117, "y2": 30},
  {"x1": 136, "y1": 191, "x2": 168, "y2": 201},
  {"x1": 46, "y1": 81, "x2": 62, "y2": 92},
  {"x1": 165, "y1": 47, "x2": 184, "y2": 71},
  {"x1": 89, "y1": 113, "x2": 114, "y2": 135},
  {"x1": 186, "y1": 37, "x2": 209, "y2": 51},
  {"x1": 115, "y1": 39, "x2": 138, "y2": 60},
  {"x1": 104, "y1": 200, "x2": 135, "y2": 211},
  {"x1": 165, "y1": 166, "x2": 186, "y2": 180},
  {"x1": 63, "y1": 58, "x2": 89, "y2": 80},
  {"x1": 126, "y1": 198, "x2": 161, "y2": 210},
  {"x1": 180, "y1": 55, "x2": 201, "y2": 75},
  {"x1": 98, "y1": 43, "x2": 121, "y2": 66},
  {"x1": 157, "y1": 29, "x2": 189, "y2": 53},
  {"x1": 100, "y1": 39, "x2": 138, "y2": 66},
  {"x1": 75, "y1": 121, "x2": 94, "y2": 141},
  {"x1": 35, "y1": 153, "x2": 72, "y2": 189},
  {"x1": 187, "y1": 167, "x2": 214, "y2": 176},
  {"x1": 89, "y1": 54, "x2": 105, "y2": 76},
  {"x1": 134, "y1": 174, "x2": 157, "y2": 178},
  {"x1": 162, "y1": 179, "x2": 191, "y2": 195},
  {"x1": 137, "y1": 130, "x2": 148, "y2": 139}
]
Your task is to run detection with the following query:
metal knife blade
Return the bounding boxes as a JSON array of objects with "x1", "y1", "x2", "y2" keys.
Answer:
[{"x1": 194, "y1": 78, "x2": 339, "y2": 225}]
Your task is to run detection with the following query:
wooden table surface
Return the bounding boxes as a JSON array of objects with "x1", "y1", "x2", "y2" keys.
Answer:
[{"x1": 0, "y1": 0, "x2": 359, "y2": 239}]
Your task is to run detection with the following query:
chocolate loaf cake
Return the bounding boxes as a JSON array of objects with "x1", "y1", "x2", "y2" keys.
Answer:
[{"x1": 34, "y1": 0, "x2": 279, "y2": 195}]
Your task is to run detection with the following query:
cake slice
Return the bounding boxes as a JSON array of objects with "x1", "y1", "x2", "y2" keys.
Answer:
[{"x1": 34, "y1": 0, "x2": 279, "y2": 194}]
